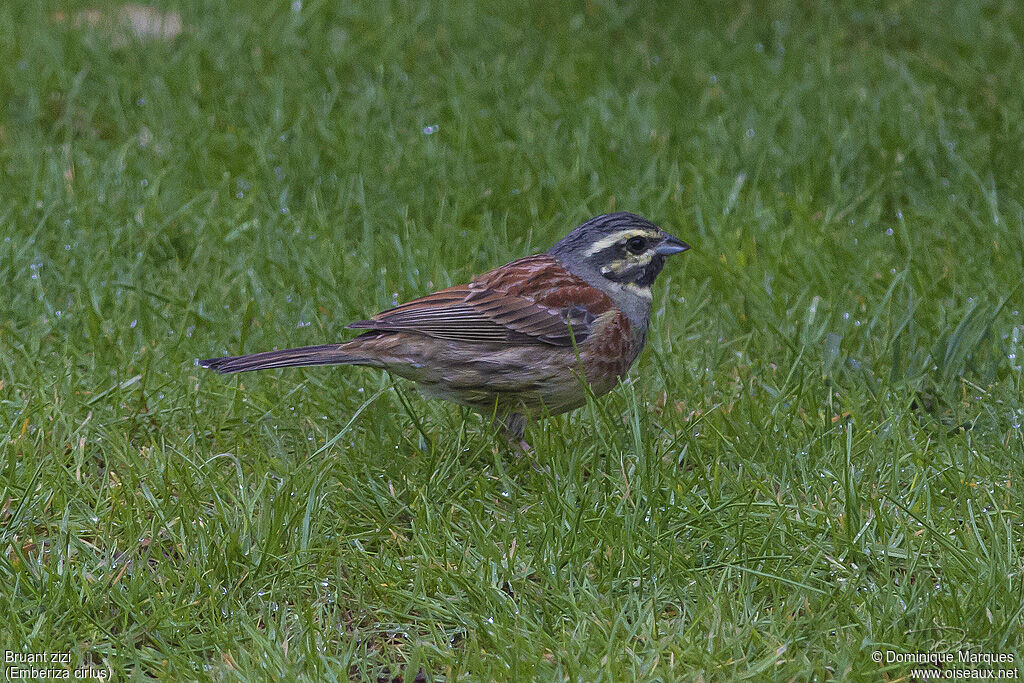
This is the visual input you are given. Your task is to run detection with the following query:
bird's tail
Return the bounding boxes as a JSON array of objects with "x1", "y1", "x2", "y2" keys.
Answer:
[{"x1": 198, "y1": 343, "x2": 372, "y2": 374}]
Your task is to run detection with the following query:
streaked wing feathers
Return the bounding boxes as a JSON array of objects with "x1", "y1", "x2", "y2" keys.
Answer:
[{"x1": 347, "y1": 255, "x2": 614, "y2": 346}]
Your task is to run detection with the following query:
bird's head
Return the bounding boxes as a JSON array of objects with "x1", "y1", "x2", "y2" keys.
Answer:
[{"x1": 549, "y1": 212, "x2": 689, "y2": 309}]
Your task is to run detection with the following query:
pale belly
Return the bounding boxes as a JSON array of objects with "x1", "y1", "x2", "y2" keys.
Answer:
[{"x1": 363, "y1": 337, "x2": 627, "y2": 417}]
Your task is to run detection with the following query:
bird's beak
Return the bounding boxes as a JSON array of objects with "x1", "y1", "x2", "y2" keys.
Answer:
[{"x1": 654, "y1": 233, "x2": 690, "y2": 256}]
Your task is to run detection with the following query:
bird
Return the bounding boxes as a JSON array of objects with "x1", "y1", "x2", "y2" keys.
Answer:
[{"x1": 199, "y1": 212, "x2": 689, "y2": 445}]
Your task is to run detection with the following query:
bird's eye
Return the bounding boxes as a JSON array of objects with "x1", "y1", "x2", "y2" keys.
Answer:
[{"x1": 625, "y1": 236, "x2": 647, "y2": 254}]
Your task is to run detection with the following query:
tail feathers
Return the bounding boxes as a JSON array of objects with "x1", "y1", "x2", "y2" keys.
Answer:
[{"x1": 198, "y1": 344, "x2": 367, "y2": 374}]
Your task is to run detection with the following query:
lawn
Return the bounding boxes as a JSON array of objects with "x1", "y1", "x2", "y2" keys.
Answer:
[{"x1": 1, "y1": 0, "x2": 1022, "y2": 679}]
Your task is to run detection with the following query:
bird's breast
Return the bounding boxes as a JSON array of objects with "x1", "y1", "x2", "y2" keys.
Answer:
[{"x1": 580, "y1": 309, "x2": 642, "y2": 388}]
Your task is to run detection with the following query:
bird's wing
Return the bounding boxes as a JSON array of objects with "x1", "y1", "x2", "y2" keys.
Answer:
[{"x1": 346, "y1": 255, "x2": 616, "y2": 346}]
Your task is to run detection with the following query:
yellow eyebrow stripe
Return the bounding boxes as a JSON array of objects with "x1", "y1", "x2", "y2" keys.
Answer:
[{"x1": 584, "y1": 229, "x2": 656, "y2": 256}]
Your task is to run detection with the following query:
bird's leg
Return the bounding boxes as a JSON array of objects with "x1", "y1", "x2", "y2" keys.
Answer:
[{"x1": 495, "y1": 412, "x2": 532, "y2": 453}]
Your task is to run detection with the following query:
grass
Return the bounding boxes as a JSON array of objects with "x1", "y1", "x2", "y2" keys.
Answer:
[{"x1": 1, "y1": 0, "x2": 1023, "y2": 679}]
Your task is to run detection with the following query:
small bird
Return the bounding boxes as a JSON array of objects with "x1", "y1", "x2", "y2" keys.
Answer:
[{"x1": 200, "y1": 212, "x2": 689, "y2": 443}]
